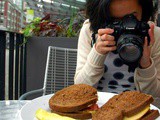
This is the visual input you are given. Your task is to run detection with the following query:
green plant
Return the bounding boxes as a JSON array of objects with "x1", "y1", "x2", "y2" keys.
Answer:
[
  {"x1": 22, "y1": 14, "x2": 61, "y2": 37},
  {"x1": 21, "y1": 10, "x2": 85, "y2": 39},
  {"x1": 22, "y1": 17, "x2": 41, "y2": 38},
  {"x1": 66, "y1": 16, "x2": 76, "y2": 37},
  {"x1": 58, "y1": 10, "x2": 85, "y2": 37}
]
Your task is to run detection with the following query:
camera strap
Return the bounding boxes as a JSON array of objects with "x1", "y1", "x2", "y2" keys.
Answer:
[
  {"x1": 124, "y1": 61, "x2": 139, "y2": 72},
  {"x1": 91, "y1": 33, "x2": 96, "y2": 47}
]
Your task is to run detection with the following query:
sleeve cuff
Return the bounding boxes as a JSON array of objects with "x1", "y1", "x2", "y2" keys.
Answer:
[
  {"x1": 136, "y1": 58, "x2": 156, "y2": 78},
  {"x1": 87, "y1": 44, "x2": 106, "y2": 66}
]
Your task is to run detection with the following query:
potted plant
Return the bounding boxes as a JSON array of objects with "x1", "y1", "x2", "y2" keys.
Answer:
[{"x1": 22, "y1": 12, "x2": 85, "y2": 94}]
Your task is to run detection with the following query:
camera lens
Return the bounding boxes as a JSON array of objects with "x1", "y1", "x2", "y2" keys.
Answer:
[
  {"x1": 117, "y1": 34, "x2": 143, "y2": 63},
  {"x1": 119, "y1": 44, "x2": 142, "y2": 62}
]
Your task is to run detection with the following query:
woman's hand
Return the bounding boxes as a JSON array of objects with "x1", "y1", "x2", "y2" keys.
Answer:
[
  {"x1": 95, "y1": 28, "x2": 116, "y2": 55},
  {"x1": 139, "y1": 23, "x2": 155, "y2": 69}
]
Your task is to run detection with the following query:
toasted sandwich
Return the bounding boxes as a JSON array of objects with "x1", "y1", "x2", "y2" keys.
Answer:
[
  {"x1": 92, "y1": 91, "x2": 159, "y2": 120},
  {"x1": 49, "y1": 84, "x2": 98, "y2": 119}
]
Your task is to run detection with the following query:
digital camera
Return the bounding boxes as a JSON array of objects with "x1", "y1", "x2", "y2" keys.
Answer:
[{"x1": 107, "y1": 14, "x2": 150, "y2": 64}]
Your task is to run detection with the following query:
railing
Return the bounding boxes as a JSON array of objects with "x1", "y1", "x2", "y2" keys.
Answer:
[{"x1": 0, "y1": 30, "x2": 26, "y2": 100}]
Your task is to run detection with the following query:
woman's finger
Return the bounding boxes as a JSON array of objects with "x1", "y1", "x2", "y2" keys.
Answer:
[
  {"x1": 143, "y1": 37, "x2": 148, "y2": 48},
  {"x1": 101, "y1": 46, "x2": 117, "y2": 52},
  {"x1": 98, "y1": 28, "x2": 114, "y2": 36},
  {"x1": 100, "y1": 34, "x2": 115, "y2": 41},
  {"x1": 148, "y1": 23, "x2": 155, "y2": 45},
  {"x1": 102, "y1": 40, "x2": 116, "y2": 46}
]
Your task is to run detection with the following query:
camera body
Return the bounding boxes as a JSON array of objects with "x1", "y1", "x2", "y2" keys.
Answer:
[{"x1": 107, "y1": 14, "x2": 150, "y2": 63}]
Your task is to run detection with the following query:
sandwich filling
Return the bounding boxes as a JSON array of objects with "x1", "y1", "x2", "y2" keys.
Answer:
[
  {"x1": 124, "y1": 105, "x2": 150, "y2": 120},
  {"x1": 79, "y1": 104, "x2": 99, "y2": 114}
]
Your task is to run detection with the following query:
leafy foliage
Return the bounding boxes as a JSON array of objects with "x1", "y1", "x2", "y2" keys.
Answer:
[
  {"x1": 22, "y1": 17, "x2": 41, "y2": 37},
  {"x1": 21, "y1": 11, "x2": 85, "y2": 38}
]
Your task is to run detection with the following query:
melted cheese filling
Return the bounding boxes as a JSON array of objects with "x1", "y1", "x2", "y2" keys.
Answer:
[{"x1": 123, "y1": 106, "x2": 150, "y2": 120}]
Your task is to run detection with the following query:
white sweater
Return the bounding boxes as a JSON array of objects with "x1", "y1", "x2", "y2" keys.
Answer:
[{"x1": 74, "y1": 19, "x2": 160, "y2": 107}]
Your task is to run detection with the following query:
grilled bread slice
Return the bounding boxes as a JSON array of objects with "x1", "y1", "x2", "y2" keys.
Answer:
[
  {"x1": 51, "y1": 109, "x2": 92, "y2": 119},
  {"x1": 141, "y1": 110, "x2": 159, "y2": 120},
  {"x1": 49, "y1": 84, "x2": 98, "y2": 119},
  {"x1": 92, "y1": 91, "x2": 159, "y2": 120}
]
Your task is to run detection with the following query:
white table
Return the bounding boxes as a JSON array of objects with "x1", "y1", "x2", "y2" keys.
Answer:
[{"x1": 0, "y1": 100, "x2": 30, "y2": 120}]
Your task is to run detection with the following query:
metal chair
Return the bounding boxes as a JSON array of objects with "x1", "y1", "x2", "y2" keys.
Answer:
[{"x1": 19, "y1": 46, "x2": 77, "y2": 100}]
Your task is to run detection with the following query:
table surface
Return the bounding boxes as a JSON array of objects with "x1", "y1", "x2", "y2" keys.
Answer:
[
  {"x1": 0, "y1": 100, "x2": 31, "y2": 120},
  {"x1": 0, "y1": 97, "x2": 159, "y2": 120}
]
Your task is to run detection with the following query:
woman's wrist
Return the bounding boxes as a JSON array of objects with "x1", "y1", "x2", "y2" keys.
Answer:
[
  {"x1": 88, "y1": 44, "x2": 106, "y2": 66},
  {"x1": 137, "y1": 58, "x2": 155, "y2": 78},
  {"x1": 139, "y1": 58, "x2": 151, "y2": 69}
]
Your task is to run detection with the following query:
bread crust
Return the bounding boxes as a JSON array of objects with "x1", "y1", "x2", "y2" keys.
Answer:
[
  {"x1": 92, "y1": 105, "x2": 123, "y2": 120},
  {"x1": 141, "y1": 110, "x2": 160, "y2": 120},
  {"x1": 49, "y1": 97, "x2": 98, "y2": 112},
  {"x1": 49, "y1": 84, "x2": 98, "y2": 113},
  {"x1": 51, "y1": 110, "x2": 92, "y2": 119}
]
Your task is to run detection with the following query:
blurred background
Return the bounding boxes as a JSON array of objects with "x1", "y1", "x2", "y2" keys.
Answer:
[
  {"x1": 0, "y1": 0, "x2": 86, "y2": 34},
  {"x1": 0, "y1": 0, "x2": 159, "y2": 100},
  {"x1": 0, "y1": 0, "x2": 159, "y2": 33}
]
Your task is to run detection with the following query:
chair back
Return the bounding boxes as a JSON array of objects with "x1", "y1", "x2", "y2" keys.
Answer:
[{"x1": 43, "y1": 46, "x2": 77, "y2": 95}]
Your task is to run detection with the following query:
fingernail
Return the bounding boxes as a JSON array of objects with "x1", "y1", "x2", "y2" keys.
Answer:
[{"x1": 109, "y1": 29, "x2": 114, "y2": 33}]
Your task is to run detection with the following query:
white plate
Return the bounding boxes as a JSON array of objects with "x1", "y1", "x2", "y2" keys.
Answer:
[{"x1": 20, "y1": 92, "x2": 160, "y2": 120}]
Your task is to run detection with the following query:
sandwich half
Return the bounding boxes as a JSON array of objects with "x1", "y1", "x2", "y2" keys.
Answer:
[
  {"x1": 49, "y1": 84, "x2": 98, "y2": 119},
  {"x1": 92, "y1": 91, "x2": 159, "y2": 120}
]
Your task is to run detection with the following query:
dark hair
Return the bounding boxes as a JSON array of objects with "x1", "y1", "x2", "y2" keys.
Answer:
[{"x1": 86, "y1": 0, "x2": 154, "y2": 33}]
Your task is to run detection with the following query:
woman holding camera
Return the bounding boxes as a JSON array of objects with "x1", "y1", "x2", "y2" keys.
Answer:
[{"x1": 74, "y1": 0, "x2": 160, "y2": 107}]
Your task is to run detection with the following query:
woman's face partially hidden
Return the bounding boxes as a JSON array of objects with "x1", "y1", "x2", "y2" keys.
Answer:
[{"x1": 109, "y1": 0, "x2": 142, "y2": 21}]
